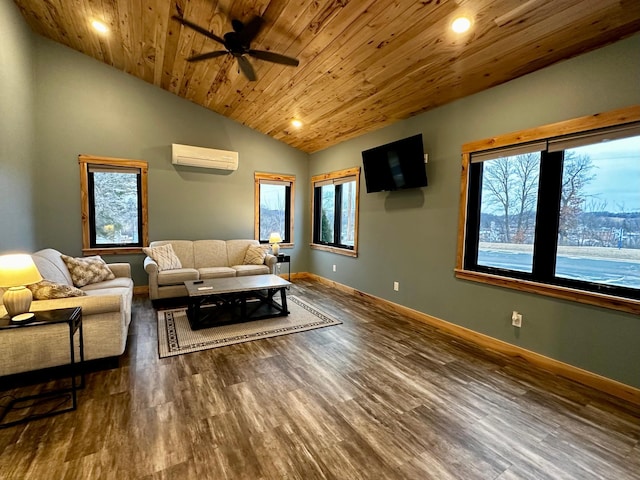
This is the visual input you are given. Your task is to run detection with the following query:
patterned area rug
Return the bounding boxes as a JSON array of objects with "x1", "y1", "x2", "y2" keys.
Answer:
[{"x1": 157, "y1": 295, "x2": 342, "y2": 358}]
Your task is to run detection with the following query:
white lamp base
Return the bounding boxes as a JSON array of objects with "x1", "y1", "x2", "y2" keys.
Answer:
[
  {"x1": 271, "y1": 243, "x2": 280, "y2": 256},
  {"x1": 3, "y1": 286, "x2": 33, "y2": 318}
]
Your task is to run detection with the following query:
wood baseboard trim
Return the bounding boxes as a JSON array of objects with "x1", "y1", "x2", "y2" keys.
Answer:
[
  {"x1": 133, "y1": 286, "x2": 149, "y2": 296},
  {"x1": 299, "y1": 272, "x2": 640, "y2": 406}
]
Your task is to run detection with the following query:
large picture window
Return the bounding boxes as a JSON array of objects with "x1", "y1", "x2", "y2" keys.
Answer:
[
  {"x1": 311, "y1": 167, "x2": 360, "y2": 256},
  {"x1": 79, "y1": 155, "x2": 148, "y2": 255},
  {"x1": 457, "y1": 106, "x2": 640, "y2": 314},
  {"x1": 254, "y1": 172, "x2": 295, "y2": 246}
]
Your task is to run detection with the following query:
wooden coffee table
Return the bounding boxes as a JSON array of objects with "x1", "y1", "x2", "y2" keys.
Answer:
[{"x1": 183, "y1": 274, "x2": 291, "y2": 330}]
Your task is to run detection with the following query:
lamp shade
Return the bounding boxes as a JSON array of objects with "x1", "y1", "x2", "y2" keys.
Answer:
[
  {"x1": 0, "y1": 254, "x2": 43, "y2": 287},
  {"x1": 269, "y1": 232, "x2": 283, "y2": 244}
]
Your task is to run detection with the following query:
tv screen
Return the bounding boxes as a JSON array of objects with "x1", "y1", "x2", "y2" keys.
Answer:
[{"x1": 361, "y1": 134, "x2": 428, "y2": 193}]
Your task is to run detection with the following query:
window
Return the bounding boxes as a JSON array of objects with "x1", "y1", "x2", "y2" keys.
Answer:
[
  {"x1": 79, "y1": 155, "x2": 148, "y2": 255},
  {"x1": 311, "y1": 167, "x2": 360, "y2": 256},
  {"x1": 254, "y1": 172, "x2": 295, "y2": 246},
  {"x1": 457, "y1": 106, "x2": 640, "y2": 314}
]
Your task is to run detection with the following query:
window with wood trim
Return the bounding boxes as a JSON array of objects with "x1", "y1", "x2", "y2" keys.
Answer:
[
  {"x1": 457, "y1": 106, "x2": 640, "y2": 315},
  {"x1": 79, "y1": 155, "x2": 148, "y2": 255},
  {"x1": 254, "y1": 172, "x2": 295, "y2": 246},
  {"x1": 311, "y1": 167, "x2": 360, "y2": 257}
]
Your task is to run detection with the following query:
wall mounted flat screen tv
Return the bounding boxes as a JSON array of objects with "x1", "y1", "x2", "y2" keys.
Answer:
[{"x1": 361, "y1": 134, "x2": 428, "y2": 193}]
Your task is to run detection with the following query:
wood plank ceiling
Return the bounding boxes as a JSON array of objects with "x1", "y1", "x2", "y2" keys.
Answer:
[{"x1": 13, "y1": 0, "x2": 640, "y2": 153}]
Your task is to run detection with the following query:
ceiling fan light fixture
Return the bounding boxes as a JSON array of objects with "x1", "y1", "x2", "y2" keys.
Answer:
[
  {"x1": 291, "y1": 119, "x2": 303, "y2": 129},
  {"x1": 451, "y1": 17, "x2": 471, "y2": 34},
  {"x1": 91, "y1": 20, "x2": 109, "y2": 34},
  {"x1": 174, "y1": 15, "x2": 300, "y2": 81}
]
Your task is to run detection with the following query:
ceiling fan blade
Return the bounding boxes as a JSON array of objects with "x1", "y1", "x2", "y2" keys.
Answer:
[
  {"x1": 172, "y1": 15, "x2": 225, "y2": 46},
  {"x1": 187, "y1": 51, "x2": 228, "y2": 62},
  {"x1": 236, "y1": 16, "x2": 264, "y2": 45},
  {"x1": 236, "y1": 56, "x2": 257, "y2": 81},
  {"x1": 248, "y1": 50, "x2": 300, "y2": 67}
]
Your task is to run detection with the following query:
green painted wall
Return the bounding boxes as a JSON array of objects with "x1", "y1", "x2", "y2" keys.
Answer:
[
  {"x1": 3, "y1": 5, "x2": 638, "y2": 390},
  {"x1": 32, "y1": 36, "x2": 310, "y2": 286},
  {"x1": 309, "y1": 34, "x2": 640, "y2": 389},
  {"x1": 0, "y1": 1, "x2": 37, "y2": 252}
]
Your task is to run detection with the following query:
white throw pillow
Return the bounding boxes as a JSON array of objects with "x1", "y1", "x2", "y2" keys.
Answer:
[
  {"x1": 61, "y1": 255, "x2": 116, "y2": 287},
  {"x1": 143, "y1": 244, "x2": 183, "y2": 271}
]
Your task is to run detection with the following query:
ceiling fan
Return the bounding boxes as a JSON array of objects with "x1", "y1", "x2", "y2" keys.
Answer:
[{"x1": 172, "y1": 15, "x2": 300, "y2": 81}]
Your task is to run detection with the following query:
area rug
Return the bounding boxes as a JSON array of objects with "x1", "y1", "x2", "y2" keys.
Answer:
[{"x1": 157, "y1": 295, "x2": 342, "y2": 358}]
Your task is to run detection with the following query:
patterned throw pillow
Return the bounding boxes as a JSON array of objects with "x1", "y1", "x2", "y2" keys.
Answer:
[
  {"x1": 142, "y1": 244, "x2": 182, "y2": 271},
  {"x1": 61, "y1": 255, "x2": 116, "y2": 287},
  {"x1": 28, "y1": 280, "x2": 87, "y2": 300},
  {"x1": 243, "y1": 245, "x2": 269, "y2": 265}
]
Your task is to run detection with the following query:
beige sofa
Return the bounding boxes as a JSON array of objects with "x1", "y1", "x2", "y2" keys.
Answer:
[
  {"x1": 0, "y1": 248, "x2": 133, "y2": 377},
  {"x1": 144, "y1": 239, "x2": 277, "y2": 300}
]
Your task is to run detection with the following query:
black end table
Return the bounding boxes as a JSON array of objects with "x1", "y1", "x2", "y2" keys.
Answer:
[
  {"x1": 0, "y1": 307, "x2": 84, "y2": 428},
  {"x1": 275, "y1": 254, "x2": 291, "y2": 281}
]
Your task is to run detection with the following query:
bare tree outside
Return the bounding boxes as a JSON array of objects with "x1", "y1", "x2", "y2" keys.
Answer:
[
  {"x1": 481, "y1": 153, "x2": 540, "y2": 244},
  {"x1": 259, "y1": 184, "x2": 286, "y2": 240},
  {"x1": 476, "y1": 134, "x2": 638, "y2": 290},
  {"x1": 558, "y1": 152, "x2": 595, "y2": 244},
  {"x1": 512, "y1": 153, "x2": 540, "y2": 243}
]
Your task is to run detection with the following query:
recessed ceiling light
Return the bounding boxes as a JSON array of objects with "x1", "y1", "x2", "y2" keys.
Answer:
[
  {"x1": 291, "y1": 119, "x2": 303, "y2": 129},
  {"x1": 91, "y1": 20, "x2": 109, "y2": 34},
  {"x1": 451, "y1": 17, "x2": 471, "y2": 34}
]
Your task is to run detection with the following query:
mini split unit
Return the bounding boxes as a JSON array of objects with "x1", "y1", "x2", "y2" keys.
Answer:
[{"x1": 171, "y1": 143, "x2": 239, "y2": 171}]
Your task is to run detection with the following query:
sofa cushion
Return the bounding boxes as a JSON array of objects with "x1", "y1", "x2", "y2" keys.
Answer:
[
  {"x1": 157, "y1": 268, "x2": 199, "y2": 286},
  {"x1": 243, "y1": 245, "x2": 269, "y2": 265},
  {"x1": 199, "y1": 267, "x2": 237, "y2": 279},
  {"x1": 193, "y1": 240, "x2": 228, "y2": 268},
  {"x1": 32, "y1": 249, "x2": 74, "y2": 285},
  {"x1": 142, "y1": 244, "x2": 182, "y2": 271},
  {"x1": 233, "y1": 265, "x2": 271, "y2": 276},
  {"x1": 149, "y1": 240, "x2": 195, "y2": 268},
  {"x1": 27, "y1": 280, "x2": 86, "y2": 300},
  {"x1": 80, "y1": 277, "x2": 134, "y2": 291},
  {"x1": 227, "y1": 239, "x2": 260, "y2": 267},
  {"x1": 61, "y1": 255, "x2": 116, "y2": 287}
]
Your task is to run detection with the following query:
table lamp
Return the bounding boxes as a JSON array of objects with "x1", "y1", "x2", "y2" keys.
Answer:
[
  {"x1": 0, "y1": 254, "x2": 43, "y2": 321},
  {"x1": 269, "y1": 232, "x2": 283, "y2": 256}
]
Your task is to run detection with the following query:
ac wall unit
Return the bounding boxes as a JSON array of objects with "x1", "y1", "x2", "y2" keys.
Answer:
[{"x1": 171, "y1": 143, "x2": 238, "y2": 171}]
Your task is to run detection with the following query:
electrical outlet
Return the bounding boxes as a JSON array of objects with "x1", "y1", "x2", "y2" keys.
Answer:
[
  {"x1": 511, "y1": 310, "x2": 523, "y2": 328},
  {"x1": 393, "y1": 281, "x2": 399, "y2": 291},
  {"x1": 332, "y1": 264, "x2": 336, "y2": 272}
]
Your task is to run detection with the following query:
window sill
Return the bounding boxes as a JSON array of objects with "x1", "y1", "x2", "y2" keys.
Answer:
[
  {"x1": 454, "y1": 268, "x2": 640, "y2": 315},
  {"x1": 260, "y1": 242, "x2": 294, "y2": 251},
  {"x1": 310, "y1": 243, "x2": 358, "y2": 257},
  {"x1": 82, "y1": 247, "x2": 144, "y2": 256}
]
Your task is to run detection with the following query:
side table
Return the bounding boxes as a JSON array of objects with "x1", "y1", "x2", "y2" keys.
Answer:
[
  {"x1": 0, "y1": 307, "x2": 84, "y2": 428},
  {"x1": 275, "y1": 254, "x2": 291, "y2": 282}
]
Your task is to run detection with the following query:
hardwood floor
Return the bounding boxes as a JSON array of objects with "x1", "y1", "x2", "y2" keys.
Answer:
[{"x1": 1, "y1": 278, "x2": 639, "y2": 479}]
